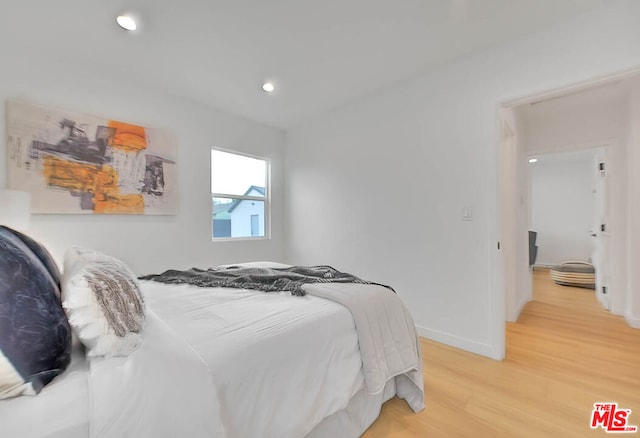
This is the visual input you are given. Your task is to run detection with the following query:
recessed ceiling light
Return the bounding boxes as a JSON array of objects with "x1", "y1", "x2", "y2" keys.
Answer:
[
  {"x1": 528, "y1": 158, "x2": 538, "y2": 163},
  {"x1": 116, "y1": 15, "x2": 137, "y2": 31},
  {"x1": 262, "y1": 82, "x2": 275, "y2": 93}
]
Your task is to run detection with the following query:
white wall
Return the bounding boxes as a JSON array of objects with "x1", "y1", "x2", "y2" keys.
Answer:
[
  {"x1": 0, "y1": 45, "x2": 286, "y2": 274},
  {"x1": 522, "y1": 97, "x2": 628, "y2": 153},
  {"x1": 627, "y1": 82, "x2": 640, "y2": 328},
  {"x1": 285, "y1": 0, "x2": 640, "y2": 358},
  {"x1": 530, "y1": 156, "x2": 595, "y2": 266}
]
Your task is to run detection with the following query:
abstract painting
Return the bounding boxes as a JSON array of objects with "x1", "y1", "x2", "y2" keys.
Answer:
[{"x1": 6, "y1": 100, "x2": 177, "y2": 214}]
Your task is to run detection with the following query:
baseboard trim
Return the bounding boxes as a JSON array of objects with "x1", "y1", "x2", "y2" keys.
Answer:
[
  {"x1": 416, "y1": 325, "x2": 499, "y2": 360},
  {"x1": 624, "y1": 313, "x2": 640, "y2": 329}
]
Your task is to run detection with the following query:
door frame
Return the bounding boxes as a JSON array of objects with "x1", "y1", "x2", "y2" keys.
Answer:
[
  {"x1": 592, "y1": 146, "x2": 612, "y2": 311},
  {"x1": 493, "y1": 67, "x2": 640, "y2": 359}
]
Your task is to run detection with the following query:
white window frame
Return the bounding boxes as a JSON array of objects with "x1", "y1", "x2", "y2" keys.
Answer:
[{"x1": 211, "y1": 147, "x2": 270, "y2": 241}]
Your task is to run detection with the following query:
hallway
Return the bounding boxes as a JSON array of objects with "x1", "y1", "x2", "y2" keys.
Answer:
[
  {"x1": 506, "y1": 268, "x2": 640, "y2": 435},
  {"x1": 363, "y1": 269, "x2": 640, "y2": 437}
]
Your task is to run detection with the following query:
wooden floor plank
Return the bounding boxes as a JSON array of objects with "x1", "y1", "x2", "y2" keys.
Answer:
[{"x1": 362, "y1": 269, "x2": 640, "y2": 437}]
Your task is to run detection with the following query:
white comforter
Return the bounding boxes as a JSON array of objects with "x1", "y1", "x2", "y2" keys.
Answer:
[
  {"x1": 0, "y1": 265, "x2": 424, "y2": 438},
  {"x1": 141, "y1": 282, "x2": 366, "y2": 438},
  {"x1": 88, "y1": 309, "x2": 224, "y2": 438},
  {"x1": 136, "y1": 278, "x2": 424, "y2": 437}
]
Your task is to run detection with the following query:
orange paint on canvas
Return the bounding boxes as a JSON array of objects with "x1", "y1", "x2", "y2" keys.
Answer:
[
  {"x1": 108, "y1": 120, "x2": 147, "y2": 152},
  {"x1": 93, "y1": 165, "x2": 119, "y2": 189},
  {"x1": 93, "y1": 193, "x2": 144, "y2": 214},
  {"x1": 42, "y1": 156, "x2": 143, "y2": 214},
  {"x1": 42, "y1": 156, "x2": 109, "y2": 192}
]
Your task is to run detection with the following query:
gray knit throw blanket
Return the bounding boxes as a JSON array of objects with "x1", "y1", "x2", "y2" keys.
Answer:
[{"x1": 139, "y1": 265, "x2": 394, "y2": 296}]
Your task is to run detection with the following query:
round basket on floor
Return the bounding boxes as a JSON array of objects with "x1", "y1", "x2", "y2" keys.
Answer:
[{"x1": 550, "y1": 261, "x2": 595, "y2": 289}]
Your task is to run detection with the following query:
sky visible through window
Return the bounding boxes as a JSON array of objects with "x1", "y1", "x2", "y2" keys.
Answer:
[{"x1": 211, "y1": 150, "x2": 266, "y2": 198}]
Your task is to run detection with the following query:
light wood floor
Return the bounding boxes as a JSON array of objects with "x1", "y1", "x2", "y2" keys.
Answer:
[{"x1": 362, "y1": 269, "x2": 640, "y2": 437}]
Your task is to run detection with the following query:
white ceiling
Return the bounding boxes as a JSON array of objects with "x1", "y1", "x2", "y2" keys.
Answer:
[{"x1": 1, "y1": 0, "x2": 606, "y2": 129}]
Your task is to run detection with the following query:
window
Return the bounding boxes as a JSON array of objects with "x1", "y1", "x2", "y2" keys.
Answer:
[{"x1": 211, "y1": 149, "x2": 268, "y2": 239}]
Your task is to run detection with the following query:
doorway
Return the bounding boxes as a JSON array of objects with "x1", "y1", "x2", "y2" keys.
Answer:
[
  {"x1": 497, "y1": 71, "x2": 639, "y2": 342},
  {"x1": 527, "y1": 148, "x2": 608, "y2": 308}
]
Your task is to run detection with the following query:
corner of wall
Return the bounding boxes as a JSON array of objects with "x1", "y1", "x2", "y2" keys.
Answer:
[
  {"x1": 624, "y1": 313, "x2": 640, "y2": 329},
  {"x1": 416, "y1": 325, "x2": 503, "y2": 360}
]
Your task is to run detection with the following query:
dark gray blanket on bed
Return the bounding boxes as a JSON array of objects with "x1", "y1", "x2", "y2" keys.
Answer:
[{"x1": 139, "y1": 265, "x2": 394, "y2": 296}]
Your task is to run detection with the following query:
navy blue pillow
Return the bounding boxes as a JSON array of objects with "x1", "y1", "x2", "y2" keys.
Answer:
[
  {"x1": 0, "y1": 228, "x2": 71, "y2": 399},
  {"x1": 0, "y1": 226, "x2": 61, "y2": 291}
]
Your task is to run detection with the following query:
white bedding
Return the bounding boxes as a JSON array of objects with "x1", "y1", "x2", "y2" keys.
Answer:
[
  {"x1": 0, "y1": 343, "x2": 89, "y2": 438},
  {"x1": 303, "y1": 282, "x2": 424, "y2": 412},
  {"x1": 88, "y1": 309, "x2": 223, "y2": 438},
  {"x1": 0, "y1": 263, "x2": 424, "y2": 438},
  {"x1": 142, "y1": 282, "x2": 366, "y2": 438}
]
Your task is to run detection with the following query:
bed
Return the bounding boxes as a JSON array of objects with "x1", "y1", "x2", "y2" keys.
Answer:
[
  {"x1": 0, "y1": 229, "x2": 424, "y2": 438},
  {"x1": 549, "y1": 261, "x2": 596, "y2": 289}
]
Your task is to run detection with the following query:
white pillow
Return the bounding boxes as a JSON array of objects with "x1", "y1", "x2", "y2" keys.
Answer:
[{"x1": 62, "y1": 247, "x2": 145, "y2": 357}]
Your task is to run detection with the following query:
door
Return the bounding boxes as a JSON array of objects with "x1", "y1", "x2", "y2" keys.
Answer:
[{"x1": 592, "y1": 148, "x2": 611, "y2": 310}]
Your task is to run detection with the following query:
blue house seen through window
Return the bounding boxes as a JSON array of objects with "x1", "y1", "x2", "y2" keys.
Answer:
[{"x1": 213, "y1": 186, "x2": 265, "y2": 238}]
